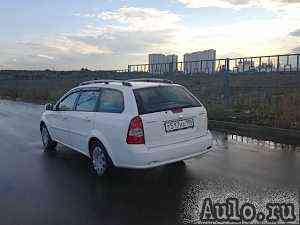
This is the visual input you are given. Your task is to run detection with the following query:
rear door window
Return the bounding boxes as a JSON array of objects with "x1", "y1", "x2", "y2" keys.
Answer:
[
  {"x1": 76, "y1": 91, "x2": 99, "y2": 112},
  {"x1": 97, "y1": 89, "x2": 124, "y2": 113},
  {"x1": 134, "y1": 86, "x2": 201, "y2": 115}
]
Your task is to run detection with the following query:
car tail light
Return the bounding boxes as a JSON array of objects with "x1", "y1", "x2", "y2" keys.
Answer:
[{"x1": 126, "y1": 116, "x2": 145, "y2": 144}]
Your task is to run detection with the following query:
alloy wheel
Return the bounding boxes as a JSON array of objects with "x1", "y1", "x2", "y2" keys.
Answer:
[
  {"x1": 41, "y1": 126, "x2": 50, "y2": 147},
  {"x1": 92, "y1": 146, "x2": 108, "y2": 176}
]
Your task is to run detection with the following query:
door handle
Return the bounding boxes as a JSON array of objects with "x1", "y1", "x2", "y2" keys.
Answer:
[{"x1": 62, "y1": 116, "x2": 68, "y2": 121}]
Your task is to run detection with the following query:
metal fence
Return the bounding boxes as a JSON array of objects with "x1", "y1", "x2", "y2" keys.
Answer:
[{"x1": 127, "y1": 53, "x2": 300, "y2": 75}]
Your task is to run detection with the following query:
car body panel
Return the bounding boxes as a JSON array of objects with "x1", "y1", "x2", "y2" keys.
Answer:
[
  {"x1": 114, "y1": 131, "x2": 213, "y2": 168},
  {"x1": 67, "y1": 111, "x2": 96, "y2": 155},
  {"x1": 43, "y1": 111, "x2": 71, "y2": 145},
  {"x1": 141, "y1": 106, "x2": 207, "y2": 148}
]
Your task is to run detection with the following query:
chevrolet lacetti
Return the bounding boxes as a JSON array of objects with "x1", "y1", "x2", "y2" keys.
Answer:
[{"x1": 40, "y1": 79, "x2": 213, "y2": 176}]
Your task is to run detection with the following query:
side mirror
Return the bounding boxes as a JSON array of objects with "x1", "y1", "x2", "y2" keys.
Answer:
[{"x1": 45, "y1": 103, "x2": 54, "y2": 111}]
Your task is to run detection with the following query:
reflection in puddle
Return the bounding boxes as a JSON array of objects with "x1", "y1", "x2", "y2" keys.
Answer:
[
  {"x1": 212, "y1": 131, "x2": 300, "y2": 151},
  {"x1": 181, "y1": 131, "x2": 300, "y2": 224}
]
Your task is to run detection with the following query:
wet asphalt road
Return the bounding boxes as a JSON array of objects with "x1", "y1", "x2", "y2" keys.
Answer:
[{"x1": 0, "y1": 100, "x2": 299, "y2": 225}]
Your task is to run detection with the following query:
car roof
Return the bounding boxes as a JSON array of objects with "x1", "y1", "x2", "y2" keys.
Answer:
[{"x1": 75, "y1": 80, "x2": 178, "y2": 90}]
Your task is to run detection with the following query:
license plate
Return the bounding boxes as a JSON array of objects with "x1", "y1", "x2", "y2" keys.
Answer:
[{"x1": 164, "y1": 118, "x2": 194, "y2": 133}]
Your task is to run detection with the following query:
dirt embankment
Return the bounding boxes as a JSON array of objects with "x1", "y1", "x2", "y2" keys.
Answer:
[{"x1": 1, "y1": 70, "x2": 300, "y2": 130}]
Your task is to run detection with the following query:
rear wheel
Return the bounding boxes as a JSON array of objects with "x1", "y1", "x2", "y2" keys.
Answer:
[
  {"x1": 173, "y1": 160, "x2": 186, "y2": 167},
  {"x1": 41, "y1": 124, "x2": 57, "y2": 152},
  {"x1": 90, "y1": 142, "x2": 110, "y2": 176}
]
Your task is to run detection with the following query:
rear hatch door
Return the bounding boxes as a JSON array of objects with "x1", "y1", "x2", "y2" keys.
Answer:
[{"x1": 134, "y1": 85, "x2": 207, "y2": 148}]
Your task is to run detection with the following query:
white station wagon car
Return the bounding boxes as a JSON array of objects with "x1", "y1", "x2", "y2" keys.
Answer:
[{"x1": 40, "y1": 79, "x2": 213, "y2": 176}]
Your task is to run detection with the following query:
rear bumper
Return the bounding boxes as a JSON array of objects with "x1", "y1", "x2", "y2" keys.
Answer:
[{"x1": 117, "y1": 131, "x2": 213, "y2": 169}]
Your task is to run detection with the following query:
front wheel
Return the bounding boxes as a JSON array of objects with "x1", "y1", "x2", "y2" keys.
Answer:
[
  {"x1": 41, "y1": 124, "x2": 57, "y2": 152},
  {"x1": 90, "y1": 142, "x2": 110, "y2": 176}
]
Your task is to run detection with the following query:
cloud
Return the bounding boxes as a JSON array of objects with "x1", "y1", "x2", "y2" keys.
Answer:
[
  {"x1": 37, "y1": 54, "x2": 55, "y2": 60},
  {"x1": 98, "y1": 7, "x2": 182, "y2": 32},
  {"x1": 170, "y1": 16, "x2": 300, "y2": 57},
  {"x1": 71, "y1": 7, "x2": 184, "y2": 55},
  {"x1": 16, "y1": 38, "x2": 111, "y2": 56},
  {"x1": 1, "y1": 7, "x2": 183, "y2": 70},
  {"x1": 289, "y1": 29, "x2": 300, "y2": 37},
  {"x1": 72, "y1": 28, "x2": 178, "y2": 55},
  {"x1": 292, "y1": 47, "x2": 300, "y2": 53},
  {"x1": 0, "y1": 38, "x2": 113, "y2": 70},
  {"x1": 45, "y1": 37, "x2": 112, "y2": 55},
  {"x1": 3, "y1": 5, "x2": 300, "y2": 70},
  {"x1": 77, "y1": 7, "x2": 182, "y2": 32},
  {"x1": 177, "y1": 0, "x2": 253, "y2": 9},
  {"x1": 177, "y1": 0, "x2": 300, "y2": 10}
]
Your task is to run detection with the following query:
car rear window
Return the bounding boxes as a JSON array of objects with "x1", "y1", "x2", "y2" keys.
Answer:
[{"x1": 133, "y1": 85, "x2": 201, "y2": 115}]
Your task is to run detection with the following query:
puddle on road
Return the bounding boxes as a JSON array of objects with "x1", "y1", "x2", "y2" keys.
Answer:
[
  {"x1": 212, "y1": 131, "x2": 300, "y2": 152},
  {"x1": 180, "y1": 131, "x2": 300, "y2": 224},
  {"x1": 179, "y1": 177, "x2": 299, "y2": 224}
]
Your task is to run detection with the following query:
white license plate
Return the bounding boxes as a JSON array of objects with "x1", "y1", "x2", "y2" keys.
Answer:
[{"x1": 164, "y1": 118, "x2": 194, "y2": 133}]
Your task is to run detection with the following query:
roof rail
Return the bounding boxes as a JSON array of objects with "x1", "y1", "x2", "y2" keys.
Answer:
[
  {"x1": 126, "y1": 78, "x2": 174, "y2": 84},
  {"x1": 79, "y1": 79, "x2": 132, "y2": 86}
]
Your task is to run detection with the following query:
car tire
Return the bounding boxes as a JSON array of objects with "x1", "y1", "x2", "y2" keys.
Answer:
[
  {"x1": 90, "y1": 141, "x2": 111, "y2": 176},
  {"x1": 41, "y1": 124, "x2": 57, "y2": 152}
]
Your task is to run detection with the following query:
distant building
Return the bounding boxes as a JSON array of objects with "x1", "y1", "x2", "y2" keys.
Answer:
[
  {"x1": 149, "y1": 54, "x2": 178, "y2": 74},
  {"x1": 184, "y1": 49, "x2": 216, "y2": 74}
]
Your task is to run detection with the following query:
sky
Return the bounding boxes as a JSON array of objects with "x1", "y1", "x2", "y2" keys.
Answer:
[{"x1": 1, "y1": 0, "x2": 300, "y2": 70}]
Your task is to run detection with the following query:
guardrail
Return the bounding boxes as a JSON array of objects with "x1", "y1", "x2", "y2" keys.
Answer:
[{"x1": 126, "y1": 53, "x2": 300, "y2": 75}]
